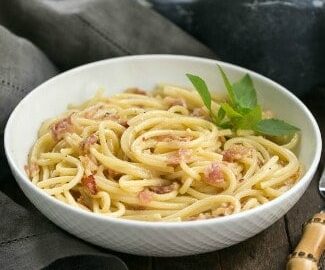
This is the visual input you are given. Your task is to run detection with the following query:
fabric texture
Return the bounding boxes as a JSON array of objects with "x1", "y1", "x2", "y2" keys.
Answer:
[
  {"x1": 0, "y1": 0, "x2": 215, "y2": 70},
  {"x1": 0, "y1": 1, "x2": 216, "y2": 269}
]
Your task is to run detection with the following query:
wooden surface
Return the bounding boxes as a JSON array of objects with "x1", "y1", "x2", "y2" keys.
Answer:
[{"x1": 116, "y1": 88, "x2": 325, "y2": 270}]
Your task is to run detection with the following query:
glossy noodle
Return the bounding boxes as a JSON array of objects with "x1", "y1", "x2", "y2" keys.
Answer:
[{"x1": 25, "y1": 85, "x2": 302, "y2": 222}]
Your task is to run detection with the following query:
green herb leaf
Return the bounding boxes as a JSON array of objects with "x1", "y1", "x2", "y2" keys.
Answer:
[
  {"x1": 254, "y1": 119, "x2": 300, "y2": 136},
  {"x1": 236, "y1": 105, "x2": 262, "y2": 129},
  {"x1": 186, "y1": 67, "x2": 300, "y2": 137},
  {"x1": 232, "y1": 74, "x2": 257, "y2": 110},
  {"x1": 217, "y1": 107, "x2": 226, "y2": 123},
  {"x1": 220, "y1": 103, "x2": 242, "y2": 119},
  {"x1": 210, "y1": 112, "x2": 220, "y2": 124},
  {"x1": 219, "y1": 121, "x2": 233, "y2": 129},
  {"x1": 217, "y1": 65, "x2": 236, "y2": 106},
  {"x1": 186, "y1": 74, "x2": 211, "y2": 110}
]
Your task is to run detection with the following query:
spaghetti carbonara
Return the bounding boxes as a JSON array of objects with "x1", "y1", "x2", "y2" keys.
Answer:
[{"x1": 25, "y1": 85, "x2": 301, "y2": 221}]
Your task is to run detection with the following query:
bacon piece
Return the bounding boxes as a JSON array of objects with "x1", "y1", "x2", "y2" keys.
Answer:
[
  {"x1": 138, "y1": 189, "x2": 153, "y2": 205},
  {"x1": 167, "y1": 149, "x2": 192, "y2": 165},
  {"x1": 77, "y1": 195, "x2": 90, "y2": 210},
  {"x1": 178, "y1": 148, "x2": 192, "y2": 160},
  {"x1": 80, "y1": 134, "x2": 98, "y2": 152},
  {"x1": 125, "y1": 87, "x2": 147, "y2": 95},
  {"x1": 164, "y1": 96, "x2": 187, "y2": 108},
  {"x1": 149, "y1": 183, "x2": 177, "y2": 194},
  {"x1": 76, "y1": 192, "x2": 94, "y2": 210},
  {"x1": 223, "y1": 145, "x2": 249, "y2": 162},
  {"x1": 204, "y1": 163, "x2": 224, "y2": 185},
  {"x1": 81, "y1": 174, "x2": 98, "y2": 195},
  {"x1": 24, "y1": 162, "x2": 40, "y2": 178},
  {"x1": 51, "y1": 116, "x2": 73, "y2": 141}
]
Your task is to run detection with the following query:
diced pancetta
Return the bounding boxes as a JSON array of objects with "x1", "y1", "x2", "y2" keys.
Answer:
[
  {"x1": 223, "y1": 145, "x2": 249, "y2": 162},
  {"x1": 204, "y1": 163, "x2": 224, "y2": 185},
  {"x1": 80, "y1": 134, "x2": 98, "y2": 152},
  {"x1": 138, "y1": 189, "x2": 153, "y2": 204},
  {"x1": 149, "y1": 183, "x2": 177, "y2": 194},
  {"x1": 81, "y1": 174, "x2": 98, "y2": 195},
  {"x1": 51, "y1": 116, "x2": 73, "y2": 141},
  {"x1": 24, "y1": 162, "x2": 40, "y2": 178},
  {"x1": 167, "y1": 149, "x2": 192, "y2": 165}
]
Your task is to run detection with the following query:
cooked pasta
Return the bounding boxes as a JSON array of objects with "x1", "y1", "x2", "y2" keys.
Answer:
[{"x1": 25, "y1": 85, "x2": 302, "y2": 222}]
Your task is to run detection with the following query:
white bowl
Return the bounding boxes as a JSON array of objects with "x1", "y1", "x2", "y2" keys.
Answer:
[{"x1": 4, "y1": 55, "x2": 322, "y2": 256}]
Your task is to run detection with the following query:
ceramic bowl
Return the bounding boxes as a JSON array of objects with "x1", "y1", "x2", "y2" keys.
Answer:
[{"x1": 4, "y1": 55, "x2": 322, "y2": 256}]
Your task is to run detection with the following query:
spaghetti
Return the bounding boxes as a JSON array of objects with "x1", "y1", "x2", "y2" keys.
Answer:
[{"x1": 25, "y1": 85, "x2": 301, "y2": 221}]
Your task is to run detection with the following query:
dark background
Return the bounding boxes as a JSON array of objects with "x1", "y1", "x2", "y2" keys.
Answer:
[
  {"x1": 150, "y1": 0, "x2": 325, "y2": 97},
  {"x1": 0, "y1": 0, "x2": 324, "y2": 269}
]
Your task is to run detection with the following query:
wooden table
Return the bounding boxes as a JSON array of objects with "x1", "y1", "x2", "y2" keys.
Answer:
[{"x1": 117, "y1": 87, "x2": 325, "y2": 270}]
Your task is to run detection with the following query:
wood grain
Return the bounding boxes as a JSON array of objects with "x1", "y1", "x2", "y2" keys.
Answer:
[
  {"x1": 153, "y1": 252, "x2": 222, "y2": 270},
  {"x1": 218, "y1": 218, "x2": 289, "y2": 270},
  {"x1": 116, "y1": 253, "x2": 152, "y2": 270}
]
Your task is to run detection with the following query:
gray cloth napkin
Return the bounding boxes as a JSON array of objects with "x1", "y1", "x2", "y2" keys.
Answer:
[
  {"x1": 0, "y1": 1, "x2": 216, "y2": 269},
  {"x1": 0, "y1": 0, "x2": 215, "y2": 70}
]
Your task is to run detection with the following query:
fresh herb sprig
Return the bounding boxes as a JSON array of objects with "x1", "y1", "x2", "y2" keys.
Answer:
[{"x1": 186, "y1": 66, "x2": 299, "y2": 136}]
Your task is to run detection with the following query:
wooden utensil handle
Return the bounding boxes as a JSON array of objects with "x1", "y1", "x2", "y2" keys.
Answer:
[{"x1": 287, "y1": 212, "x2": 325, "y2": 270}]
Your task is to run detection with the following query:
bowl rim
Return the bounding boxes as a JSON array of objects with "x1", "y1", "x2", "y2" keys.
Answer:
[{"x1": 4, "y1": 54, "x2": 322, "y2": 228}]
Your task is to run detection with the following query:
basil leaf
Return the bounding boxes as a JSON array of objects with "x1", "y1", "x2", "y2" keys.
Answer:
[
  {"x1": 236, "y1": 105, "x2": 262, "y2": 129},
  {"x1": 217, "y1": 65, "x2": 236, "y2": 106},
  {"x1": 186, "y1": 68, "x2": 300, "y2": 137},
  {"x1": 254, "y1": 119, "x2": 300, "y2": 136},
  {"x1": 186, "y1": 74, "x2": 211, "y2": 110},
  {"x1": 217, "y1": 107, "x2": 226, "y2": 123},
  {"x1": 219, "y1": 121, "x2": 233, "y2": 129},
  {"x1": 232, "y1": 74, "x2": 257, "y2": 110},
  {"x1": 220, "y1": 103, "x2": 242, "y2": 119},
  {"x1": 210, "y1": 112, "x2": 220, "y2": 124}
]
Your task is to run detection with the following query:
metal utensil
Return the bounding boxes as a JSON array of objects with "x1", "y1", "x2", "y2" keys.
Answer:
[
  {"x1": 287, "y1": 167, "x2": 325, "y2": 269},
  {"x1": 319, "y1": 166, "x2": 325, "y2": 198}
]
